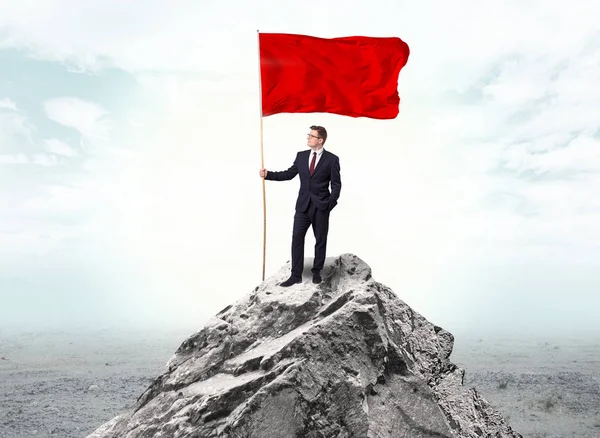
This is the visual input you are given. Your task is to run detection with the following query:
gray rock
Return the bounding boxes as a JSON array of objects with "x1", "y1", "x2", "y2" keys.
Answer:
[{"x1": 87, "y1": 253, "x2": 522, "y2": 438}]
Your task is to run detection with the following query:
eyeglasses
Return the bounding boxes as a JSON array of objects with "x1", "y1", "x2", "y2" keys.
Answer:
[{"x1": 307, "y1": 133, "x2": 321, "y2": 139}]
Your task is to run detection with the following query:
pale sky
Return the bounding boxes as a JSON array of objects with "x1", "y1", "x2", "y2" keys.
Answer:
[{"x1": 1, "y1": 0, "x2": 599, "y2": 337}]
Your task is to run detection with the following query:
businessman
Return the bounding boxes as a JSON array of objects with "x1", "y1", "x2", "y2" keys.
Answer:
[{"x1": 259, "y1": 125, "x2": 341, "y2": 287}]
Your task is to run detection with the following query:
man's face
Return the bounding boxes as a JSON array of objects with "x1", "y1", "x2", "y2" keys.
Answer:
[{"x1": 307, "y1": 130, "x2": 322, "y2": 147}]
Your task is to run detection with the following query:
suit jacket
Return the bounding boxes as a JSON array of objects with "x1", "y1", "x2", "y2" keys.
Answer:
[{"x1": 265, "y1": 149, "x2": 341, "y2": 212}]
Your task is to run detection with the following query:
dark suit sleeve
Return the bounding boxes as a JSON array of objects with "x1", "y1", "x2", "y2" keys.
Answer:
[
  {"x1": 329, "y1": 156, "x2": 341, "y2": 210},
  {"x1": 265, "y1": 153, "x2": 299, "y2": 181}
]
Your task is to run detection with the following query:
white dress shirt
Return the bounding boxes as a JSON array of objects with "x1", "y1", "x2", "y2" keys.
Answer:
[{"x1": 308, "y1": 147, "x2": 324, "y2": 170}]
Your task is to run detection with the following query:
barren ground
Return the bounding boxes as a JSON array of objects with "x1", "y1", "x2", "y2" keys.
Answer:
[{"x1": 0, "y1": 328, "x2": 598, "y2": 438}]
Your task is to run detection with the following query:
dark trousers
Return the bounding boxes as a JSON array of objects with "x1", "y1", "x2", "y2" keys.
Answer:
[{"x1": 290, "y1": 199, "x2": 330, "y2": 279}]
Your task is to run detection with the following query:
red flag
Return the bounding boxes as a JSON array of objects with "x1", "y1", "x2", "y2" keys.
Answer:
[{"x1": 259, "y1": 33, "x2": 410, "y2": 119}]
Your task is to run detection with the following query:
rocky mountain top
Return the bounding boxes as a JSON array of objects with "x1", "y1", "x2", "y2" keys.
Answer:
[{"x1": 88, "y1": 253, "x2": 522, "y2": 438}]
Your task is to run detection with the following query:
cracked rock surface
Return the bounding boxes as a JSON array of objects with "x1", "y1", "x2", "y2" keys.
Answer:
[{"x1": 87, "y1": 253, "x2": 522, "y2": 438}]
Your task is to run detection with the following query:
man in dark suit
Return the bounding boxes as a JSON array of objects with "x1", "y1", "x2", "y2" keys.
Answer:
[{"x1": 259, "y1": 125, "x2": 341, "y2": 287}]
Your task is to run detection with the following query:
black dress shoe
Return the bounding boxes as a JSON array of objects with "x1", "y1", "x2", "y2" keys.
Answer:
[
  {"x1": 312, "y1": 273, "x2": 322, "y2": 284},
  {"x1": 280, "y1": 277, "x2": 302, "y2": 287}
]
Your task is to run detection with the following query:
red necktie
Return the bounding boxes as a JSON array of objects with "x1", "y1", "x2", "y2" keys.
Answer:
[{"x1": 309, "y1": 152, "x2": 317, "y2": 176}]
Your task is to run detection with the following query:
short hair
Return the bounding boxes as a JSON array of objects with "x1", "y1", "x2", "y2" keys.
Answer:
[{"x1": 310, "y1": 125, "x2": 327, "y2": 145}]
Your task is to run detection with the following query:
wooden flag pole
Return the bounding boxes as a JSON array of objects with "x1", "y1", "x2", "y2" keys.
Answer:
[{"x1": 257, "y1": 29, "x2": 267, "y2": 281}]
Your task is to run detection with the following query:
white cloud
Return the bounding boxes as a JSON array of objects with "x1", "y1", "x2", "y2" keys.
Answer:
[
  {"x1": 43, "y1": 138, "x2": 78, "y2": 157},
  {"x1": 0, "y1": 98, "x2": 18, "y2": 111},
  {"x1": 0, "y1": 153, "x2": 28, "y2": 164},
  {"x1": 21, "y1": 184, "x2": 91, "y2": 215},
  {"x1": 481, "y1": 57, "x2": 554, "y2": 107},
  {"x1": 0, "y1": 117, "x2": 73, "y2": 166},
  {"x1": 0, "y1": 111, "x2": 35, "y2": 151},
  {"x1": 44, "y1": 97, "x2": 110, "y2": 140},
  {"x1": 0, "y1": 153, "x2": 60, "y2": 166},
  {"x1": 31, "y1": 153, "x2": 61, "y2": 166},
  {"x1": 0, "y1": 0, "x2": 250, "y2": 73},
  {"x1": 504, "y1": 134, "x2": 600, "y2": 174}
]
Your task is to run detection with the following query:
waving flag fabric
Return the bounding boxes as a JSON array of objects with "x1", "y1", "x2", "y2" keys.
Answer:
[{"x1": 259, "y1": 33, "x2": 410, "y2": 119}]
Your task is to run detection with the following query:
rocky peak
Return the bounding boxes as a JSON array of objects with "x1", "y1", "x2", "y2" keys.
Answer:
[{"x1": 88, "y1": 253, "x2": 522, "y2": 438}]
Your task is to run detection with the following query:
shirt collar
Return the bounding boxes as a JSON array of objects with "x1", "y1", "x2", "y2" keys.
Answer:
[{"x1": 311, "y1": 147, "x2": 324, "y2": 156}]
